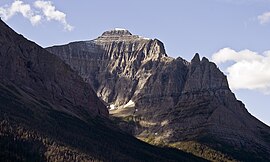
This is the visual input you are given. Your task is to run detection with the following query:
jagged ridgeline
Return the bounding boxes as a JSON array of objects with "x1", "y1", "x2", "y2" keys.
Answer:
[
  {"x1": 0, "y1": 20, "x2": 210, "y2": 161},
  {"x1": 47, "y1": 28, "x2": 270, "y2": 162}
]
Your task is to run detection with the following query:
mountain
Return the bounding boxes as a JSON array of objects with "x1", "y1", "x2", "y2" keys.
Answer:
[
  {"x1": 0, "y1": 20, "x2": 208, "y2": 161},
  {"x1": 47, "y1": 28, "x2": 270, "y2": 161}
]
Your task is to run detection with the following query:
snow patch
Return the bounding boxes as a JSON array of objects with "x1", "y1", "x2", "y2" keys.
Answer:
[
  {"x1": 109, "y1": 104, "x2": 116, "y2": 110},
  {"x1": 139, "y1": 36, "x2": 151, "y2": 40},
  {"x1": 114, "y1": 28, "x2": 127, "y2": 31},
  {"x1": 124, "y1": 100, "x2": 135, "y2": 108}
]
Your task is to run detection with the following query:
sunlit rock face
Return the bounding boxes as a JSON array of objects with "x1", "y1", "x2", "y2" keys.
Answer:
[
  {"x1": 47, "y1": 29, "x2": 270, "y2": 162},
  {"x1": 47, "y1": 29, "x2": 171, "y2": 107}
]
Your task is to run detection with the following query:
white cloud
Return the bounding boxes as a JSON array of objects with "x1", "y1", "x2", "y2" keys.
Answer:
[
  {"x1": 212, "y1": 48, "x2": 263, "y2": 63},
  {"x1": 258, "y1": 11, "x2": 270, "y2": 24},
  {"x1": 0, "y1": 0, "x2": 41, "y2": 25},
  {"x1": 212, "y1": 48, "x2": 270, "y2": 94},
  {"x1": 34, "y1": 0, "x2": 74, "y2": 31},
  {"x1": 0, "y1": 0, "x2": 73, "y2": 31}
]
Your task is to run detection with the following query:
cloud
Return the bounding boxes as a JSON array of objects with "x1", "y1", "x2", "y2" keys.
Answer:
[
  {"x1": 0, "y1": 0, "x2": 73, "y2": 31},
  {"x1": 258, "y1": 11, "x2": 270, "y2": 24},
  {"x1": 212, "y1": 48, "x2": 270, "y2": 94},
  {"x1": 34, "y1": 0, "x2": 74, "y2": 31},
  {"x1": 0, "y1": 0, "x2": 41, "y2": 25}
]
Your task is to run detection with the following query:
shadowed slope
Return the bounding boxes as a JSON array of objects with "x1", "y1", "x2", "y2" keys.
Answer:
[{"x1": 0, "y1": 83, "x2": 207, "y2": 161}]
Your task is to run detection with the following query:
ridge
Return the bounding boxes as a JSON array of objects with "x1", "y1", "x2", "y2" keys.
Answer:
[
  {"x1": 101, "y1": 28, "x2": 132, "y2": 36},
  {"x1": 95, "y1": 28, "x2": 152, "y2": 42}
]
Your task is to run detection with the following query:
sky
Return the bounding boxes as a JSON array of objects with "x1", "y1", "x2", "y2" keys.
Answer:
[{"x1": 0, "y1": 0, "x2": 269, "y2": 126}]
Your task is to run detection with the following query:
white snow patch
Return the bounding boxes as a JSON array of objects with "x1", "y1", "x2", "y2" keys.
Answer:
[
  {"x1": 114, "y1": 28, "x2": 127, "y2": 31},
  {"x1": 139, "y1": 36, "x2": 151, "y2": 40},
  {"x1": 109, "y1": 104, "x2": 116, "y2": 110},
  {"x1": 124, "y1": 100, "x2": 135, "y2": 108}
]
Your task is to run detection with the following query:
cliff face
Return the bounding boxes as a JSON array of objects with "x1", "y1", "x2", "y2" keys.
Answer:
[
  {"x1": 47, "y1": 29, "x2": 174, "y2": 107},
  {"x1": 47, "y1": 29, "x2": 270, "y2": 161},
  {"x1": 46, "y1": 29, "x2": 232, "y2": 117}
]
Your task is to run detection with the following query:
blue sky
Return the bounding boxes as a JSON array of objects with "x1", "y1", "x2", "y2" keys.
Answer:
[{"x1": 0, "y1": 0, "x2": 269, "y2": 126}]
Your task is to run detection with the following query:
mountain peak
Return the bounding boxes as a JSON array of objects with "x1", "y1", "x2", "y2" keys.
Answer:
[
  {"x1": 101, "y1": 28, "x2": 132, "y2": 36},
  {"x1": 95, "y1": 28, "x2": 152, "y2": 43},
  {"x1": 191, "y1": 53, "x2": 200, "y2": 64}
]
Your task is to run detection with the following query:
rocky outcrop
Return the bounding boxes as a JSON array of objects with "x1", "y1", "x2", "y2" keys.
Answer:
[{"x1": 47, "y1": 28, "x2": 270, "y2": 161}]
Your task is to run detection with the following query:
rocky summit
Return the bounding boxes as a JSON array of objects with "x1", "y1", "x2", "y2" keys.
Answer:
[{"x1": 47, "y1": 28, "x2": 270, "y2": 161}]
